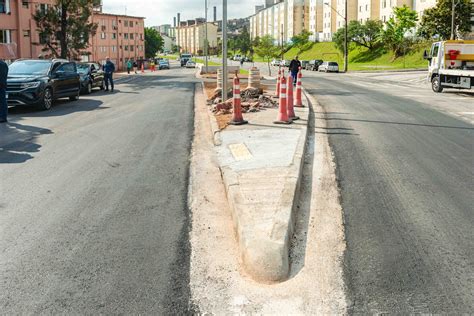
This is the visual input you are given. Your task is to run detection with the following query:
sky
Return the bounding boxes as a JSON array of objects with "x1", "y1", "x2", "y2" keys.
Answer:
[{"x1": 102, "y1": 0, "x2": 261, "y2": 27}]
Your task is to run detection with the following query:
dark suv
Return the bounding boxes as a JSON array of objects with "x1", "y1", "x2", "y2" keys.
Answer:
[
  {"x1": 306, "y1": 59, "x2": 323, "y2": 71},
  {"x1": 6, "y1": 59, "x2": 80, "y2": 110}
]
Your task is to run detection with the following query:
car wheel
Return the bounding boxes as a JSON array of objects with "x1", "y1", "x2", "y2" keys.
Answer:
[
  {"x1": 431, "y1": 76, "x2": 443, "y2": 93},
  {"x1": 86, "y1": 81, "x2": 92, "y2": 94},
  {"x1": 38, "y1": 87, "x2": 53, "y2": 110},
  {"x1": 69, "y1": 87, "x2": 80, "y2": 101}
]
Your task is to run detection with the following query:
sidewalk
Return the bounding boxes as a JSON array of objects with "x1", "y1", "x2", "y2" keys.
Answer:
[{"x1": 202, "y1": 80, "x2": 310, "y2": 283}]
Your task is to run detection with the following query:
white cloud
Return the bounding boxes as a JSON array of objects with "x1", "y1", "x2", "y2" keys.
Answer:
[{"x1": 102, "y1": 0, "x2": 262, "y2": 26}]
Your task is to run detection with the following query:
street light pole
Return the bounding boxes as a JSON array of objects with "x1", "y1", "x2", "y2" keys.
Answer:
[
  {"x1": 344, "y1": 0, "x2": 348, "y2": 72},
  {"x1": 451, "y1": 0, "x2": 455, "y2": 40},
  {"x1": 222, "y1": 0, "x2": 228, "y2": 99},
  {"x1": 205, "y1": 0, "x2": 209, "y2": 73}
]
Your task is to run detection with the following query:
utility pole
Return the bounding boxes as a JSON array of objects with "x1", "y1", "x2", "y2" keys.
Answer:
[
  {"x1": 177, "y1": 13, "x2": 181, "y2": 54},
  {"x1": 281, "y1": 23, "x2": 284, "y2": 60},
  {"x1": 205, "y1": 0, "x2": 209, "y2": 73},
  {"x1": 344, "y1": 0, "x2": 348, "y2": 72},
  {"x1": 450, "y1": 0, "x2": 456, "y2": 40},
  {"x1": 222, "y1": 0, "x2": 228, "y2": 99}
]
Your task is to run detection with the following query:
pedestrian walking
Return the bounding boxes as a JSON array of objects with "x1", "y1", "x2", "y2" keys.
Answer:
[
  {"x1": 133, "y1": 61, "x2": 138, "y2": 74},
  {"x1": 240, "y1": 58, "x2": 244, "y2": 68},
  {"x1": 103, "y1": 57, "x2": 115, "y2": 92},
  {"x1": 289, "y1": 56, "x2": 301, "y2": 86},
  {"x1": 0, "y1": 59, "x2": 8, "y2": 123},
  {"x1": 150, "y1": 60, "x2": 155, "y2": 72},
  {"x1": 126, "y1": 59, "x2": 132, "y2": 74}
]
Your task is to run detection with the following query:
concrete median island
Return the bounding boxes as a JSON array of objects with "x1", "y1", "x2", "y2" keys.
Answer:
[{"x1": 201, "y1": 80, "x2": 310, "y2": 283}]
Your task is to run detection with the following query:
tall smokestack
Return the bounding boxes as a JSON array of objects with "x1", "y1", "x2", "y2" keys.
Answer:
[
  {"x1": 173, "y1": 17, "x2": 176, "y2": 27},
  {"x1": 213, "y1": 6, "x2": 217, "y2": 22}
]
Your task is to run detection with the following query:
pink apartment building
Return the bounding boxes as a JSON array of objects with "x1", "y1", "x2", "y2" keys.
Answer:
[{"x1": 0, "y1": 0, "x2": 145, "y2": 71}]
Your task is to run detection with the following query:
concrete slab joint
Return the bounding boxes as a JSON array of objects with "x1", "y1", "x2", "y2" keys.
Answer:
[{"x1": 201, "y1": 81, "x2": 312, "y2": 283}]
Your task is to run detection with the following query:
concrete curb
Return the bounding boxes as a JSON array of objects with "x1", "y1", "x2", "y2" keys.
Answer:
[
  {"x1": 218, "y1": 93, "x2": 311, "y2": 283},
  {"x1": 199, "y1": 81, "x2": 222, "y2": 146}
]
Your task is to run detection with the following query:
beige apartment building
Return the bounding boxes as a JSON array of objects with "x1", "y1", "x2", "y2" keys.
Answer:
[
  {"x1": 0, "y1": 0, "x2": 145, "y2": 71},
  {"x1": 251, "y1": 0, "x2": 448, "y2": 43},
  {"x1": 176, "y1": 20, "x2": 218, "y2": 55}
]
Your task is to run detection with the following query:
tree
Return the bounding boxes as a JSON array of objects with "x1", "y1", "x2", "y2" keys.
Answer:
[
  {"x1": 418, "y1": 0, "x2": 472, "y2": 40},
  {"x1": 33, "y1": 0, "x2": 98, "y2": 60},
  {"x1": 145, "y1": 27, "x2": 163, "y2": 58},
  {"x1": 333, "y1": 20, "x2": 384, "y2": 53},
  {"x1": 236, "y1": 26, "x2": 251, "y2": 56},
  {"x1": 378, "y1": 5, "x2": 418, "y2": 57},
  {"x1": 291, "y1": 29, "x2": 313, "y2": 53},
  {"x1": 254, "y1": 35, "x2": 280, "y2": 76}
]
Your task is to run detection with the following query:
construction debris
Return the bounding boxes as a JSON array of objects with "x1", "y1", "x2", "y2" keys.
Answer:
[{"x1": 210, "y1": 93, "x2": 278, "y2": 115}]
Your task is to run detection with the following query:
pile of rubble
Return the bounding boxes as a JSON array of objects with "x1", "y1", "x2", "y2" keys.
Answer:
[{"x1": 209, "y1": 87, "x2": 278, "y2": 115}]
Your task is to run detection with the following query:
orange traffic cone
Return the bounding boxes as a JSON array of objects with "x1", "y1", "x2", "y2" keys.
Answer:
[
  {"x1": 229, "y1": 75, "x2": 248, "y2": 125},
  {"x1": 287, "y1": 74, "x2": 299, "y2": 120},
  {"x1": 295, "y1": 66, "x2": 303, "y2": 107},
  {"x1": 274, "y1": 75, "x2": 292, "y2": 124},
  {"x1": 275, "y1": 67, "x2": 281, "y2": 98}
]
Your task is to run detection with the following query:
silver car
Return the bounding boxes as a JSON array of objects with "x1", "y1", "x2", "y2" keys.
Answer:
[
  {"x1": 186, "y1": 60, "x2": 196, "y2": 68},
  {"x1": 318, "y1": 61, "x2": 339, "y2": 73}
]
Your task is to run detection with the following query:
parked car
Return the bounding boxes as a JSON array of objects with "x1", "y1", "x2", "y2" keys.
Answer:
[
  {"x1": 76, "y1": 62, "x2": 105, "y2": 94},
  {"x1": 186, "y1": 60, "x2": 196, "y2": 68},
  {"x1": 233, "y1": 54, "x2": 242, "y2": 61},
  {"x1": 300, "y1": 60, "x2": 309, "y2": 69},
  {"x1": 6, "y1": 59, "x2": 80, "y2": 110},
  {"x1": 243, "y1": 56, "x2": 253, "y2": 62},
  {"x1": 280, "y1": 60, "x2": 291, "y2": 67},
  {"x1": 306, "y1": 59, "x2": 323, "y2": 71},
  {"x1": 318, "y1": 61, "x2": 339, "y2": 73},
  {"x1": 158, "y1": 59, "x2": 170, "y2": 70},
  {"x1": 271, "y1": 59, "x2": 281, "y2": 67}
]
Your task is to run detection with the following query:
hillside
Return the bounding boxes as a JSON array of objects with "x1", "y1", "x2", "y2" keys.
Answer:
[{"x1": 283, "y1": 42, "x2": 430, "y2": 71}]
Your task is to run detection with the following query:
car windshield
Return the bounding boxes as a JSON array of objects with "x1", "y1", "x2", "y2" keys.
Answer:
[
  {"x1": 160, "y1": 59, "x2": 168, "y2": 63},
  {"x1": 329, "y1": 62, "x2": 338, "y2": 66},
  {"x1": 9, "y1": 60, "x2": 51, "y2": 76},
  {"x1": 76, "y1": 64, "x2": 90, "y2": 74}
]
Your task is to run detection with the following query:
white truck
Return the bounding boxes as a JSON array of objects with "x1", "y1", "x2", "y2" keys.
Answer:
[{"x1": 424, "y1": 40, "x2": 474, "y2": 93}]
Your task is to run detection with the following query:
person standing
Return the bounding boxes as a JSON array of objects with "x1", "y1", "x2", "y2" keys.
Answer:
[
  {"x1": 126, "y1": 59, "x2": 132, "y2": 74},
  {"x1": 133, "y1": 60, "x2": 138, "y2": 74},
  {"x1": 289, "y1": 55, "x2": 301, "y2": 86},
  {"x1": 0, "y1": 59, "x2": 8, "y2": 123},
  {"x1": 150, "y1": 60, "x2": 155, "y2": 72},
  {"x1": 103, "y1": 57, "x2": 115, "y2": 92}
]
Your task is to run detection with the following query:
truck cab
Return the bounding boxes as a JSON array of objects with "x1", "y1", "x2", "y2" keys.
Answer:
[
  {"x1": 425, "y1": 40, "x2": 474, "y2": 92},
  {"x1": 180, "y1": 53, "x2": 192, "y2": 67}
]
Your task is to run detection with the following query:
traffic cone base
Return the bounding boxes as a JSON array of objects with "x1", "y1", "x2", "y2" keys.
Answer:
[{"x1": 229, "y1": 119, "x2": 248, "y2": 125}]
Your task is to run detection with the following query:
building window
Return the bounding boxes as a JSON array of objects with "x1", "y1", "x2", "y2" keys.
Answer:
[
  {"x1": 39, "y1": 3, "x2": 49, "y2": 13},
  {"x1": 130, "y1": 45, "x2": 134, "y2": 51},
  {"x1": 124, "y1": 20, "x2": 128, "y2": 27},
  {"x1": 112, "y1": 46, "x2": 117, "y2": 52},
  {"x1": 124, "y1": 33, "x2": 128, "y2": 39},
  {"x1": 112, "y1": 33, "x2": 117, "y2": 39},
  {"x1": 124, "y1": 45, "x2": 129, "y2": 51},
  {"x1": 365, "y1": 4, "x2": 368, "y2": 10},
  {"x1": 101, "y1": 32, "x2": 106, "y2": 39},
  {"x1": 130, "y1": 33, "x2": 134, "y2": 39},
  {"x1": 23, "y1": 30, "x2": 30, "y2": 37},
  {"x1": 0, "y1": 29, "x2": 11, "y2": 43},
  {"x1": 0, "y1": 0, "x2": 10, "y2": 13},
  {"x1": 129, "y1": 21, "x2": 133, "y2": 27},
  {"x1": 39, "y1": 32, "x2": 48, "y2": 44},
  {"x1": 22, "y1": 1, "x2": 28, "y2": 9}
]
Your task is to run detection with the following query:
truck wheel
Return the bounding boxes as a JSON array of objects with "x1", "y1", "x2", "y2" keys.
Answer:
[{"x1": 431, "y1": 76, "x2": 443, "y2": 93}]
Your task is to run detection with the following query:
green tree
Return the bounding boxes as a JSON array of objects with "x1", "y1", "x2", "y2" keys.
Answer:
[
  {"x1": 237, "y1": 26, "x2": 251, "y2": 56},
  {"x1": 144, "y1": 27, "x2": 163, "y2": 58},
  {"x1": 333, "y1": 20, "x2": 384, "y2": 52},
  {"x1": 291, "y1": 29, "x2": 313, "y2": 53},
  {"x1": 378, "y1": 5, "x2": 418, "y2": 57},
  {"x1": 254, "y1": 35, "x2": 280, "y2": 76},
  {"x1": 33, "y1": 0, "x2": 98, "y2": 60},
  {"x1": 418, "y1": 0, "x2": 472, "y2": 40}
]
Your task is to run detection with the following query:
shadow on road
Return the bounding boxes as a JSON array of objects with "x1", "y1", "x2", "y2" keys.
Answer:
[
  {"x1": 0, "y1": 122, "x2": 53, "y2": 164},
  {"x1": 9, "y1": 99, "x2": 105, "y2": 117}
]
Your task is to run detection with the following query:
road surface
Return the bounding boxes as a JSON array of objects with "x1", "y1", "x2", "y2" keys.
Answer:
[
  {"x1": 0, "y1": 67, "x2": 196, "y2": 313},
  {"x1": 305, "y1": 72, "x2": 474, "y2": 313}
]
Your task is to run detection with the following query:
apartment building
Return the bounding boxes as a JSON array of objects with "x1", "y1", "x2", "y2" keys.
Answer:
[
  {"x1": 380, "y1": 0, "x2": 412, "y2": 22},
  {"x1": 88, "y1": 12, "x2": 145, "y2": 70},
  {"x1": 176, "y1": 20, "x2": 218, "y2": 55},
  {"x1": 0, "y1": 0, "x2": 145, "y2": 71}
]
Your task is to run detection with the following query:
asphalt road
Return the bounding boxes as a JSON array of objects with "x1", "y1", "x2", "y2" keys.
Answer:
[
  {"x1": 305, "y1": 73, "x2": 474, "y2": 313},
  {"x1": 0, "y1": 66, "x2": 196, "y2": 313}
]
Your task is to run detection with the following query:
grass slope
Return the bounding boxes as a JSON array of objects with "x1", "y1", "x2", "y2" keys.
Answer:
[{"x1": 283, "y1": 42, "x2": 430, "y2": 71}]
